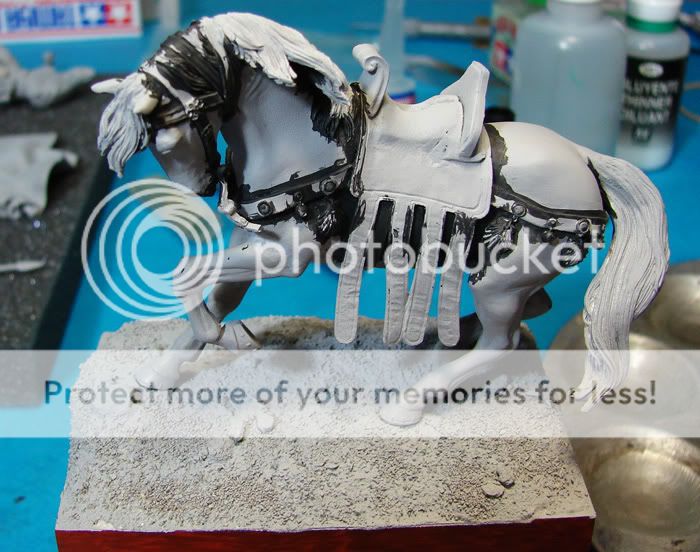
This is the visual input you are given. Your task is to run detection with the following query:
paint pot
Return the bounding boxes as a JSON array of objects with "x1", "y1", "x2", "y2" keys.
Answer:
[{"x1": 573, "y1": 433, "x2": 700, "y2": 552}]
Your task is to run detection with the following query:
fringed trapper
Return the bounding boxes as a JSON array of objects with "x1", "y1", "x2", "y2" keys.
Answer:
[
  {"x1": 334, "y1": 197, "x2": 380, "y2": 343},
  {"x1": 437, "y1": 216, "x2": 475, "y2": 347},
  {"x1": 383, "y1": 199, "x2": 411, "y2": 344},
  {"x1": 401, "y1": 205, "x2": 444, "y2": 345}
]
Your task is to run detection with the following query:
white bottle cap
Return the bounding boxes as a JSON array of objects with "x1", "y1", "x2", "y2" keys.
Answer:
[{"x1": 628, "y1": 0, "x2": 682, "y2": 23}]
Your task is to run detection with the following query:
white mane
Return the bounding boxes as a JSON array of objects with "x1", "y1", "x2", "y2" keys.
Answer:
[
  {"x1": 201, "y1": 12, "x2": 352, "y2": 117},
  {"x1": 97, "y1": 12, "x2": 354, "y2": 175}
]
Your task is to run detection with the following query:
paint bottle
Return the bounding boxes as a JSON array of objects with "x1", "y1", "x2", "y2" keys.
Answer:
[
  {"x1": 511, "y1": 0, "x2": 626, "y2": 154},
  {"x1": 489, "y1": 0, "x2": 546, "y2": 83},
  {"x1": 379, "y1": 0, "x2": 416, "y2": 103},
  {"x1": 616, "y1": 0, "x2": 690, "y2": 170}
]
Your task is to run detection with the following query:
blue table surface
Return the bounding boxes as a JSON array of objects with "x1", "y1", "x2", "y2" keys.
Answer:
[{"x1": 2, "y1": 1, "x2": 699, "y2": 550}]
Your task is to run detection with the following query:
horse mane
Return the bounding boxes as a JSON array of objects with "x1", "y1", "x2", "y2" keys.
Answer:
[
  {"x1": 97, "y1": 12, "x2": 355, "y2": 175},
  {"x1": 203, "y1": 13, "x2": 352, "y2": 117}
]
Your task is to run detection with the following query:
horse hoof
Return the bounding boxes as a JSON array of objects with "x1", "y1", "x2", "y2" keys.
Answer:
[
  {"x1": 218, "y1": 321, "x2": 261, "y2": 351},
  {"x1": 134, "y1": 367, "x2": 179, "y2": 390},
  {"x1": 379, "y1": 403, "x2": 424, "y2": 427}
]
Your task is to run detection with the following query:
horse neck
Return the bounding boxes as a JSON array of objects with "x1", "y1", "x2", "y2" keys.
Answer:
[{"x1": 220, "y1": 66, "x2": 344, "y2": 193}]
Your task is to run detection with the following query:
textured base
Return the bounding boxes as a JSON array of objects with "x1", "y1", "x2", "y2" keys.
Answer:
[{"x1": 57, "y1": 317, "x2": 594, "y2": 550}]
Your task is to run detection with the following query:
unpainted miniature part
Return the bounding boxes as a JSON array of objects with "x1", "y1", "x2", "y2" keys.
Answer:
[
  {"x1": 0, "y1": 46, "x2": 94, "y2": 109},
  {"x1": 0, "y1": 132, "x2": 78, "y2": 220}
]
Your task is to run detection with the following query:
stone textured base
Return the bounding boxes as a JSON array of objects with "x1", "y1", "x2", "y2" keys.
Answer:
[{"x1": 56, "y1": 317, "x2": 594, "y2": 551}]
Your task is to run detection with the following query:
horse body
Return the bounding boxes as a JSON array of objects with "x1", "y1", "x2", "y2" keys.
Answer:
[
  {"x1": 490, "y1": 122, "x2": 604, "y2": 212},
  {"x1": 92, "y1": 12, "x2": 668, "y2": 426}
]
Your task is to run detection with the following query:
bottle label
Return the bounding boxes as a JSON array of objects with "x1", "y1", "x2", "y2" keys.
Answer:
[{"x1": 621, "y1": 56, "x2": 687, "y2": 144}]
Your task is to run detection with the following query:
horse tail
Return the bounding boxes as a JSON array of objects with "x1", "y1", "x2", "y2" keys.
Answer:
[{"x1": 576, "y1": 147, "x2": 669, "y2": 404}]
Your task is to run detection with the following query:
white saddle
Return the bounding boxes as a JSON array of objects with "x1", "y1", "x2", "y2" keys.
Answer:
[
  {"x1": 334, "y1": 45, "x2": 493, "y2": 348},
  {"x1": 352, "y1": 43, "x2": 490, "y2": 161}
]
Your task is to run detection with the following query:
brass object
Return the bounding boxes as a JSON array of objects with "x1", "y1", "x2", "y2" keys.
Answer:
[{"x1": 552, "y1": 261, "x2": 700, "y2": 551}]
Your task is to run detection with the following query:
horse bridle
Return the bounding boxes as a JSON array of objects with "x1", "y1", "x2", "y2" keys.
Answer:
[{"x1": 140, "y1": 68, "x2": 225, "y2": 198}]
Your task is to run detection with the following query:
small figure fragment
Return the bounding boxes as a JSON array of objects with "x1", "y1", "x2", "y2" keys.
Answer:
[
  {"x1": 0, "y1": 48, "x2": 95, "y2": 109},
  {"x1": 0, "y1": 132, "x2": 78, "y2": 220}
]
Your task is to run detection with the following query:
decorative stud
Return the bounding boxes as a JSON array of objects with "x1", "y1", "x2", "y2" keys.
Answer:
[
  {"x1": 257, "y1": 201, "x2": 273, "y2": 217},
  {"x1": 511, "y1": 203, "x2": 527, "y2": 217},
  {"x1": 321, "y1": 178, "x2": 337, "y2": 194}
]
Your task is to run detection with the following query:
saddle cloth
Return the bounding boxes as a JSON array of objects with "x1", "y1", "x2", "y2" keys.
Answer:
[{"x1": 334, "y1": 67, "x2": 493, "y2": 347}]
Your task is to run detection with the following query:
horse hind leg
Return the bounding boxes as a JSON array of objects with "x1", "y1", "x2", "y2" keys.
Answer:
[{"x1": 380, "y1": 234, "x2": 560, "y2": 426}]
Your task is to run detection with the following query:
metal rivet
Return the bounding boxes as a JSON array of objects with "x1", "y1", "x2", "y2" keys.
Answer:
[
  {"x1": 576, "y1": 219, "x2": 590, "y2": 234},
  {"x1": 257, "y1": 201, "x2": 273, "y2": 216},
  {"x1": 546, "y1": 218, "x2": 559, "y2": 228},
  {"x1": 321, "y1": 178, "x2": 337, "y2": 194},
  {"x1": 293, "y1": 191, "x2": 304, "y2": 202},
  {"x1": 512, "y1": 203, "x2": 527, "y2": 217}
]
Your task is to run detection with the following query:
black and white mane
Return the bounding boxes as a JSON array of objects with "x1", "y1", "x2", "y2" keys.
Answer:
[{"x1": 97, "y1": 12, "x2": 358, "y2": 175}]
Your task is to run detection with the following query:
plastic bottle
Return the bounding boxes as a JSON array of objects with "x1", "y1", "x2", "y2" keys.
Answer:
[
  {"x1": 511, "y1": 0, "x2": 626, "y2": 154},
  {"x1": 616, "y1": 0, "x2": 690, "y2": 170},
  {"x1": 379, "y1": 0, "x2": 416, "y2": 103}
]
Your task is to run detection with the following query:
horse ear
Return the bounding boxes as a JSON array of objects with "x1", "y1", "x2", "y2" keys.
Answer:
[{"x1": 91, "y1": 78, "x2": 122, "y2": 94}]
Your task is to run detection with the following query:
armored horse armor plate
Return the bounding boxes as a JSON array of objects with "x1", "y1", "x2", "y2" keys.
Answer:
[
  {"x1": 334, "y1": 45, "x2": 608, "y2": 349},
  {"x1": 336, "y1": 45, "x2": 493, "y2": 348}
]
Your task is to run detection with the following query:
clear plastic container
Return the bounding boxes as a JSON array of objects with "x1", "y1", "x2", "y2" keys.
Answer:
[
  {"x1": 616, "y1": 0, "x2": 690, "y2": 170},
  {"x1": 379, "y1": 0, "x2": 416, "y2": 103},
  {"x1": 511, "y1": 0, "x2": 627, "y2": 154}
]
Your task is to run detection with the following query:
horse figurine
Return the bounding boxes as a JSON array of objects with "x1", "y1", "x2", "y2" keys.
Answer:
[{"x1": 92, "y1": 12, "x2": 668, "y2": 426}]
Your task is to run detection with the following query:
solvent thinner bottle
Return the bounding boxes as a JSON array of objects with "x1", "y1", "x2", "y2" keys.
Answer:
[{"x1": 616, "y1": 0, "x2": 690, "y2": 170}]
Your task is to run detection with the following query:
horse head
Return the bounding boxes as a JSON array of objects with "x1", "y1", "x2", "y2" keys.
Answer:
[{"x1": 92, "y1": 71, "x2": 222, "y2": 197}]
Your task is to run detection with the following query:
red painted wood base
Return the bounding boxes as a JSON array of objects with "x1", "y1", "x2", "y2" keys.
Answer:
[{"x1": 56, "y1": 516, "x2": 593, "y2": 551}]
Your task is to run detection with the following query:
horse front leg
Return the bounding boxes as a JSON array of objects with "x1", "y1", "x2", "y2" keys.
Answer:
[
  {"x1": 139, "y1": 222, "x2": 320, "y2": 388},
  {"x1": 136, "y1": 281, "x2": 254, "y2": 389}
]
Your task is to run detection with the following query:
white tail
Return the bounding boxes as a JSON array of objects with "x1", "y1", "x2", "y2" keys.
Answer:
[{"x1": 577, "y1": 147, "x2": 669, "y2": 403}]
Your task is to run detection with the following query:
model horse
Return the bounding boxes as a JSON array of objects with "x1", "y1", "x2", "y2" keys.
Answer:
[{"x1": 92, "y1": 12, "x2": 668, "y2": 425}]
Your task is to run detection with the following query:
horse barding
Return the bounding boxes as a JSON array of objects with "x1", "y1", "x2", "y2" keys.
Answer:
[{"x1": 92, "y1": 12, "x2": 668, "y2": 425}]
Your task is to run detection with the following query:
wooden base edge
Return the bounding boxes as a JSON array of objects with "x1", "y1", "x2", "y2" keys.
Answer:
[{"x1": 56, "y1": 516, "x2": 594, "y2": 551}]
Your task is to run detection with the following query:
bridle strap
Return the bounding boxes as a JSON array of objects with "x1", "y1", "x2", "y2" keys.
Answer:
[{"x1": 140, "y1": 65, "x2": 223, "y2": 195}]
